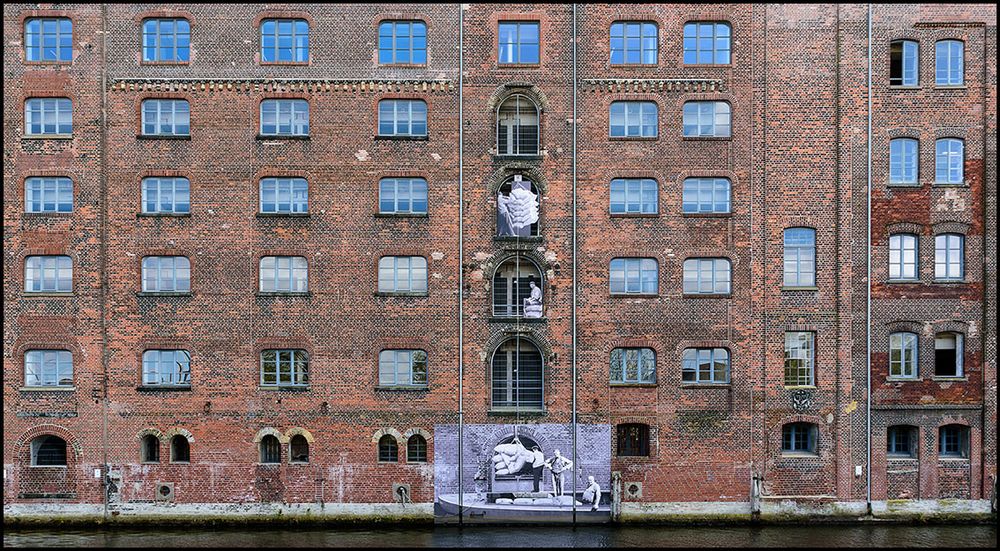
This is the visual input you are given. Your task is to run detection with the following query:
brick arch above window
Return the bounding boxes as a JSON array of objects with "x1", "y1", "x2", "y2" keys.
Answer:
[
  {"x1": 371, "y1": 428, "x2": 404, "y2": 443},
  {"x1": 486, "y1": 163, "x2": 549, "y2": 196},
  {"x1": 136, "y1": 428, "x2": 165, "y2": 442},
  {"x1": 488, "y1": 82, "x2": 549, "y2": 113},
  {"x1": 930, "y1": 320, "x2": 970, "y2": 335},
  {"x1": 284, "y1": 427, "x2": 314, "y2": 444},
  {"x1": 885, "y1": 320, "x2": 925, "y2": 335},
  {"x1": 482, "y1": 327, "x2": 554, "y2": 365},
  {"x1": 674, "y1": 339, "x2": 733, "y2": 355},
  {"x1": 133, "y1": 10, "x2": 194, "y2": 24},
  {"x1": 162, "y1": 427, "x2": 194, "y2": 443},
  {"x1": 402, "y1": 428, "x2": 432, "y2": 442},
  {"x1": 932, "y1": 221, "x2": 969, "y2": 235},
  {"x1": 886, "y1": 221, "x2": 926, "y2": 235},
  {"x1": 253, "y1": 427, "x2": 286, "y2": 444},
  {"x1": 885, "y1": 128, "x2": 922, "y2": 140},
  {"x1": 15, "y1": 424, "x2": 82, "y2": 458},
  {"x1": 252, "y1": 10, "x2": 315, "y2": 28}
]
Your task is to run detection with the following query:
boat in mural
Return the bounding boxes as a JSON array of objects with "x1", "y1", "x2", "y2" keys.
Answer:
[{"x1": 435, "y1": 493, "x2": 611, "y2": 524}]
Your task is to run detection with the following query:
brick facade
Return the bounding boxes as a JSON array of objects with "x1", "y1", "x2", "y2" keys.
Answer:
[{"x1": 3, "y1": 3, "x2": 996, "y2": 515}]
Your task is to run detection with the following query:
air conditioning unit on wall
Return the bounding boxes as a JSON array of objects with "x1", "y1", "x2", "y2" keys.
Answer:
[{"x1": 155, "y1": 482, "x2": 175, "y2": 503}]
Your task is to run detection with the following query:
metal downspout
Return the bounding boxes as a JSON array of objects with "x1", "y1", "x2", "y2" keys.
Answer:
[
  {"x1": 571, "y1": 2, "x2": 579, "y2": 526},
  {"x1": 866, "y1": 2, "x2": 873, "y2": 513},
  {"x1": 100, "y1": 1, "x2": 110, "y2": 523},
  {"x1": 457, "y1": 2, "x2": 465, "y2": 526}
]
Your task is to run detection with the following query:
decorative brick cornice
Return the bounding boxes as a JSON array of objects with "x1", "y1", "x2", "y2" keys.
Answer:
[
  {"x1": 581, "y1": 78, "x2": 724, "y2": 93},
  {"x1": 109, "y1": 78, "x2": 455, "y2": 94}
]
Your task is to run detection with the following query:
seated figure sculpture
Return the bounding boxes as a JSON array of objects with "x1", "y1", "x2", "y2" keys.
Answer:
[
  {"x1": 523, "y1": 278, "x2": 542, "y2": 318},
  {"x1": 492, "y1": 437, "x2": 535, "y2": 476}
]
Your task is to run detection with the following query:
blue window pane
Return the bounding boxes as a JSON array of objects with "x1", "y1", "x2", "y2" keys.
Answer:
[{"x1": 520, "y1": 44, "x2": 539, "y2": 64}]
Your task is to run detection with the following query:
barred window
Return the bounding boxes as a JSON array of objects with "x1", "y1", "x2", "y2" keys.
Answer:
[
  {"x1": 889, "y1": 138, "x2": 919, "y2": 184},
  {"x1": 889, "y1": 40, "x2": 919, "y2": 86},
  {"x1": 142, "y1": 177, "x2": 190, "y2": 214},
  {"x1": 260, "y1": 349, "x2": 309, "y2": 387},
  {"x1": 25, "y1": 350, "x2": 73, "y2": 387},
  {"x1": 260, "y1": 99, "x2": 309, "y2": 136},
  {"x1": 407, "y1": 435, "x2": 428, "y2": 463},
  {"x1": 25, "y1": 18, "x2": 72, "y2": 62},
  {"x1": 939, "y1": 425, "x2": 969, "y2": 458},
  {"x1": 498, "y1": 21, "x2": 539, "y2": 64},
  {"x1": 610, "y1": 22, "x2": 657, "y2": 65},
  {"x1": 142, "y1": 256, "x2": 191, "y2": 293},
  {"x1": 141, "y1": 435, "x2": 160, "y2": 463},
  {"x1": 378, "y1": 256, "x2": 427, "y2": 293},
  {"x1": 260, "y1": 435, "x2": 281, "y2": 464},
  {"x1": 31, "y1": 436, "x2": 67, "y2": 466},
  {"x1": 610, "y1": 101, "x2": 657, "y2": 138},
  {"x1": 783, "y1": 228, "x2": 816, "y2": 287},
  {"x1": 934, "y1": 234, "x2": 963, "y2": 281},
  {"x1": 683, "y1": 22, "x2": 731, "y2": 64},
  {"x1": 682, "y1": 101, "x2": 731, "y2": 137},
  {"x1": 784, "y1": 332, "x2": 815, "y2": 386},
  {"x1": 259, "y1": 256, "x2": 308, "y2": 293},
  {"x1": 290, "y1": 435, "x2": 309, "y2": 463},
  {"x1": 260, "y1": 177, "x2": 308, "y2": 214},
  {"x1": 378, "y1": 21, "x2": 427, "y2": 65},
  {"x1": 24, "y1": 255, "x2": 72, "y2": 293},
  {"x1": 143, "y1": 19, "x2": 190, "y2": 62},
  {"x1": 378, "y1": 100, "x2": 427, "y2": 137},
  {"x1": 170, "y1": 435, "x2": 190, "y2": 463},
  {"x1": 782, "y1": 423, "x2": 817, "y2": 454},
  {"x1": 887, "y1": 426, "x2": 917, "y2": 458},
  {"x1": 492, "y1": 338, "x2": 544, "y2": 410},
  {"x1": 681, "y1": 348, "x2": 730, "y2": 384},
  {"x1": 610, "y1": 178, "x2": 657, "y2": 215},
  {"x1": 889, "y1": 332, "x2": 918, "y2": 378},
  {"x1": 682, "y1": 258, "x2": 731, "y2": 295},
  {"x1": 378, "y1": 350, "x2": 428, "y2": 387},
  {"x1": 616, "y1": 424, "x2": 650, "y2": 457},
  {"x1": 610, "y1": 258, "x2": 658, "y2": 295},
  {"x1": 935, "y1": 138, "x2": 964, "y2": 184},
  {"x1": 260, "y1": 19, "x2": 309, "y2": 63},
  {"x1": 609, "y1": 348, "x2": 656, "y2": 384},
  {"x1": 935, "y1": 40, "x2": 963, "y2": 86},
  {"x1": 25, "y1": 98, "x2": 72, "y2": 135},
  {"x1": 889, "y1": 234, "x2": 918, "y2": 280},
  {"x1": 379, "y1": 178, "x2": 428, "y2": 214},
  {"x1": 25, "y1": 177, "x2": 73, "y2": 213},
  {"x1": 141, "y1": 99, "x2": 190, "y2": 136},
  {"x1": 497, "y1": 95, "x2": 539, "y2": 155},
  {"x1": 378, "y1": 435, "x2": 398, "y2": 462},
  {"x1": 682, "y1": 177, "x2": 730, "y2": 214},
  {"x1": 142, "y1": 350, "x2": 191, "y2": 386}
]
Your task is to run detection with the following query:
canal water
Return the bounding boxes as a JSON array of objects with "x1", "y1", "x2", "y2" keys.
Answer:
[{"x1": 3, "y1": 524, "x2": 996, "y2": 548}]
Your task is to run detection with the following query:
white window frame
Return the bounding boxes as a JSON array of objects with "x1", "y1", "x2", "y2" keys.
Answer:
[
  {"x1": 378, "y1": 350, "x2": 428, "y2": 386},
  {"x1": 260, "y1": 99, "x2": 309, "y2": 136},
  {"x1": 378, "y1": 256, "x2": 428, "y2": 293},
  {"x1": 682, "y1": 101, "x2": 731, "y2": 137},
  {"x1": 25, "y1": 177, "x2": 73, "y2": 213},
  {"x1": 142, "y1": 349, "x2": 192, "y2": 386},
  {"x1": 141, "y1": 99, "x2": 190, "y2": 136},
  {"x1": 141, "y1": 256, "x2": 191, "y2": 293},
  {"x1": 25, "y1": 98, "x2": 72, "y2": 136},
  {"x1": 24, "y1": 255, "x2": 72, "y2": 293},
  {"x1": 682, "y1": 258, "x2": 732, "y2": 295},
  {"x1": 24, "y1": 350, "x2": 74, "y2": 387},
  {"x1": 259, "y1": 256, "x2": 308, "y2": 293}
]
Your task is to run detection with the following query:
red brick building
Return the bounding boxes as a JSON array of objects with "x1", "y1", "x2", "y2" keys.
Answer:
[{"x1": 3, "y1": 4, "x2": 995, "y2": 523}]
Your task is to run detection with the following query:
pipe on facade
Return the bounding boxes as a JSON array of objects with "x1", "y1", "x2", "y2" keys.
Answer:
[
  {"x1": 100, "y1": 1, "x2": 110, "y2": 523},
  {"x1": 866, "y1": 2, "x2": 873, "y2": 513},
  {"x1": 457, "y1": 2, "x2": 465, "y2": 525},
  {"x1": 571, "y1": 2, "x2": 579, "y2": 525}
]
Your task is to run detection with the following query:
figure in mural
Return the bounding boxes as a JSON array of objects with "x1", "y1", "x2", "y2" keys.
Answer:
[
  {"x1": 544, "y1": 449, "x2": 573, "y2": 497},
  {"x1": 491, "y1": 436, "x2": 535, "y2": 476},
  {"x1": 523, "y1": 277, "x2": 543, "y2": 318},
  {"x1": 497, "y1": 178, "x2": 539, "y2": 237},
  {"x1": 582, "y1": 475, "x2": 602, "y2": 511},
  {"x1": 530, "y1": 445, "x2": 546, "y2": 493}
]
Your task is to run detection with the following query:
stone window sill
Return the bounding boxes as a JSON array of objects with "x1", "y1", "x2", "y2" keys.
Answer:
[
  {"x1": 682, "y1": 136, "x2": 732, "y2": 141},
  {"x1": 256, "y1": 292, "x2": 312, "y2": 297},
  {"x1": 886, "y1": 279, "x2": 920, "y2": 284},
  {"x1": 289, "y1": 461, "x2": 310, "y2": 465},
  {"x1": 781, "y1": 452, "x2": 820, "y2": 459},
  {"x1": 887, "y1": 455, "x2": 918, "y2": 461},
  {"x1": 886, "y1": 377, "x2": 920, "y2": 382},
  {"x1": 610, "y1": 383, "x2": 658, "y2": 388},
  {"x1": 782, "y1": 286, "x2": 819, "y2": 292},
  {"x1": 681, "y1": 383, "x2": 732, "y2": 389},
  {"x1": 136, "y1": 292, "x2": 192, "y2": 297},
  {"x1": 259, "y1": 386, "x2": 310, "y2": 392},
  {"x1": 488, "y1": 408, "x2": 546, "y2": 417},
  {"x1": 378, "y1": 63, "x2": 428, "y2": 68},
  {"x1": 497, "y1": 63, "x2": 541, "y2": 69},
  {"x1": 610, "y1": 213, "x2": 659, "y2": 218},
  {"x1": 20, "y1": 386, "x2": 75, "y2": 392},
  {"x1": 682, "y1": 212, "x2": 731, "y2": 218},
  {"x1": 260, "y1": 61, "x2": 310, "y2": 66},
  {"x1": 374, "y1": 212, "x2": 429, "y2": 218},
  {"x1": 140, "y1": 60, "x2": 191, "y2": 66},
  {"x1": 23, "y1": 134, "x2": 73, "y2": 140},
  {"x1": 931, "y1": 376, "x2": 967, "y2": 382},
  {"x1": 374, "y1": 291, "x2": 428, "y2": 297},
  {"x1": 23, "y1": 212, "x2": 73, "y2": 217},
  {"x1": 488, "y1": 316, "x2": 547, "y2": 324},
  {"x1": 938, "y1": 457, "x2": 970, "y2": 462},
  {"x1": 137, "y1": 212, "x2": 191, "y2": 218},
  {"x1": 683, "y1": 293, "x2": 732, "y2": 299},
  {"x1": 137, "y1": 385, "x2": 192, "y2": 392},
  {"x1": 374, "y1": 135, "x2": 428, "y2": 141},
  {"x1": 610, "y1": 293, "x2": 659, "y2": 298},
  {"x1": 931, "y1": 182, "x2": 968, "y2": 188},
  {"x1": 256, "y1": 134, "x2": 310, "y2": 140},
  {"x1": 256, "y1": 212, "x2": 311, "y2": 218},
  {"x1": 888, "y1": 85, "x2": 921, "y2": 90},
  {"x1": 375, "y1": 385, "x2": 430, "y2": 392},
  {"x1": 21, "y1": 292, "x2": 74, "y2": 298},
  {"x1": 609, "y1": 136, "x2": 659, "y2": 141},
  {"x1": 886, "y1": 183, "x2": 921, "y2": 188},
  {"x1": 137, "y1": 134, "x2": 191, "y2": 140},
  {"x1": 783, "y1": 385, "x2": 817, "y2": 390},
  {"x1": 930, "y1": 280, "x2": 967, "y2": 285},
  {"x1": 933, "y1": 85, "x2": 967, "y2": 90},
  {"x1": 170, "y1": 461, "x2": 191, "y2": 465},
  {"x1": 494, "y1": 236, "x2": 543, "y2": 243}
]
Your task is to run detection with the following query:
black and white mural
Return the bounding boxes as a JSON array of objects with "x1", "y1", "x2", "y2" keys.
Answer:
[
  {"x1": 496, "y1": 175, "x2": 539, "y2": 238},
  {"x1": 434, "y1": 423, "x2": 612, "y2": 523}
]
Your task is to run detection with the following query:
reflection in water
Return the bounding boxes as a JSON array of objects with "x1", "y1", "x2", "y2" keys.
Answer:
[{"x1": 3, "y1": 525, "x2": 996, "y2": 548}]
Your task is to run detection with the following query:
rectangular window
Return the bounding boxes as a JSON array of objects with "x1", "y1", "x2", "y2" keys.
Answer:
[
  {"x1": 260, "y1": 19, "x2": 309, "y2": 63},
  {"x1": 142, "y1": 350, "x2": 191, "y2": 386},
  {"x1": 25, "y1": 18, "x2": 72, "y2": 62},
  {"x1": 610, "y1": 22, "x2": 657, "y2": 65},
  {"x1": 609, "y1": 258, "x2": 658, "y2": 295},
  {"x1": 378, "y1": 350, "x2": 428, "y2": 386},
  {"x1": 887, "y1": 427, "x2": 916, "y2": 458},
  {"x1": 888, "y1": 234, "x2": 918, "y2": 280},
  {"x1": 25, "y1": 177, "x2": 73, "y2": 213},
  {"x1": 616, "y1": 424, "x2": 650, "y2": 456},
  {"x1": 25, "y1": 350, "x2": 73, "y2": 387},
  {"x1": 260, "y1": 99, "x2": 309, "y2": 136},
  {"x1": 939, "y1": 426, "x2": 968, "y2": 458},
  {"x1": 260, "y1": 349, "x2": 309, "y2": 387},
  {"x1": 260, "y1": 178, "x2": 308, "y2": 214},
  {"x1": 683, "y1": 22, "x2": 731, "y2": 64},
  {"x1": 259, "y1": 256, "x2": 308, "y2": 293},
  {"x1": 890, "y1": 41, "x2": 919, "y2": 86},
  {"x1": 783, "y1": 228, "x2": 816, "y2": 288},
  {"x1": 889, "y1": 332, "x2": 918, "y2": 378},
  {"x1": 25, "y1": 98, "x2": 72, "y2": 135},
  {"x1": 935, "y1": 139, "x2": 964, "y2": 184},
  {"x1": 379, "y1": 178, "x2": 428, "y2": 214},
  {"x1": 784, "y1": 332, "x2": 815, "y2": 386},
  {"x1": 24, "y1": 255, "x2": 72, "y2": 293},
  {"x1": 142, "y1": 19, "x2": 190, "y2": 62},
  {"x1": 934, "y1": 333, "x2": 963, "y2": 377},
  {"x1": 378, "y1": 21, "x2": 427, "y2": 65},
  {"x1": 378, "y1": 256, "x2": 428, "y2": 293},
  {"x1": 935, "y1": 40, "x2": 963, "y2": 86},
  {"x1": 609, "y1": 348, "x2": 656, "y2": 384},
  {"x1": 141, "y1": 99, "x2": 190, "y2": 136},
  {"x1": 934, "y1": 234, "x2": 963, "y2": 280},
  {"x1": 610, "y1": 178, "x2": 657, "y2": 214},
  {"x1": 682, "y1": 258, "x2": 731, "y2": 295},
  {"x1": 498, "y1": 21, "x2": 539, "y2": 64},
  {"x1": 681, "y1": 348, "x2": 730, "y2": 383},
  {"x1": 889, "y1": 138, "x2": 919, "y2": 184},
  {"x1": 683, "y1": 101, "x2": 731, "y2": 137},
  {"x1": 142, "y1": 177, "x2": 190, "y2": 214},
  {"x1": 610, "y1": 101, "x2": 657, "y2": 138},
  {"x1": 782, "y1": 423, "x2": 817, "y2": 453},
  {"x1": 141, "y1": 256, "x2": 191, "y2": 293},
  {"x1": 682, "y1": 177, "x2": 731, "y2": 214},
  {"x1": 377, "y1": 100, "x2": 427, "y2": 137}
]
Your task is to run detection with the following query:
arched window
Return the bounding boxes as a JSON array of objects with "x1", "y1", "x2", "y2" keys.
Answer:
[
  {"x1": 378, "y1": 435, "x2": 398, "y2": 462},
  {"x1": 496, "y1": 176, "x2": 540, "y2": 237},
  {"x1": 491, "y1": 338, "x2": 544, "y2": 411},
  {"x1": 141, "y1": 435, "x2": 160, "y2": 463},
  {"x1": 259, "y1": 434, "x2": 281, "y2": 464},
  {"x1": 407, "y1": 435, "x2": 427, "y2": 463},
  {"x1": 935, "y1": 40, "x2": 963, "y2": 86},
  {"x1": 889, "y1": 138, "x2": 919, "y2": 185},
  {"x1": 497, "y1": 95, "x2": 539, "y2": 156},
  {"x1": 935, "y1": 138, "x2": 964, "y2": 184},
  {"x1": 889, "y1": 332, "x2": 918, "y2": 378},
  {"x1": 492, "y1": 257, "x2": 543, "y2": 318},
  {"x1": 887, "y1": 425, "x2": 918, "y2": 458},
  {"x1": 31, "y1": 435, "x2": 67, "y2": 466},
  {"x1": 939, "y1": 424, "x2": 969, "y2": 458},
  {"x1": 170, "y1": 435, "x2": 190, "y2": 463},
  {"x1": 889, "y1": 234, "x2": 918, "y2": 280},
  {"x1": 889, "y1": 40, "x2": 919, "y2": 86},
  {"x1": 289, "y1": 435, "x2": 309, "y2": 463},
  {"x1": 616, "y1": 424, "x2": 650, "y2": 456},
  {"x1": 781, "y1": 423, "x2": 817, "y2": 455}
]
